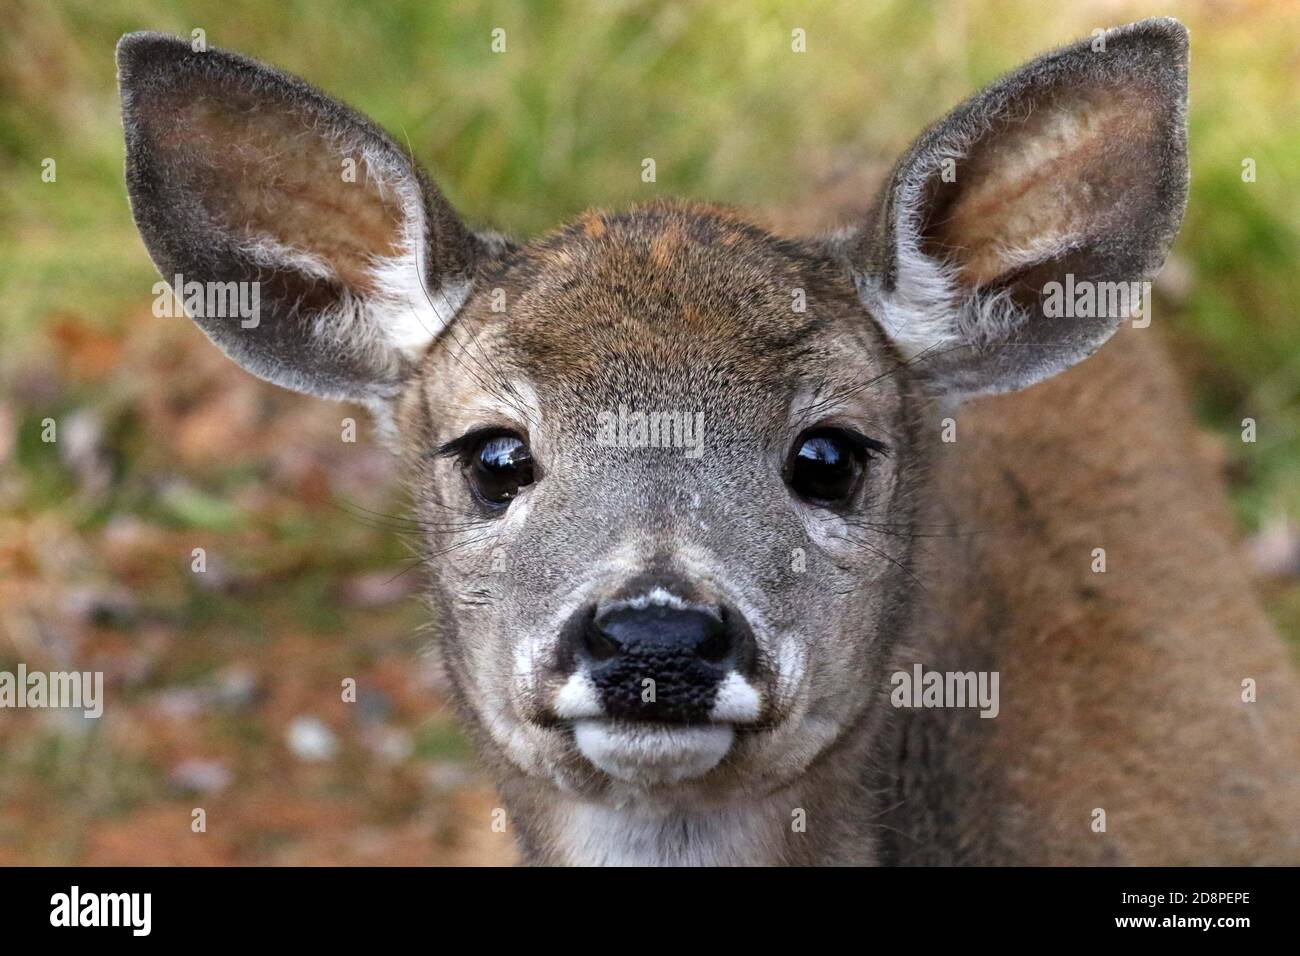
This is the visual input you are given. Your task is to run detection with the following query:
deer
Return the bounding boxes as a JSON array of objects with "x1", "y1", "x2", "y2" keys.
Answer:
[{"x1": 116, "y1": 18, "x2": 1300, "y2": 866}]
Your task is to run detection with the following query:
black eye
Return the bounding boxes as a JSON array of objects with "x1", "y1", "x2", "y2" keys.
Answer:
[
  {"x1": 786, "y1": 428, "x2": 881, "y2": 505},
  {"x1": 467, "y1": 432, "x2": 535, "y2": 507}
]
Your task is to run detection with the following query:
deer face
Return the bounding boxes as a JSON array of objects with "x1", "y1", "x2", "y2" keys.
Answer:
[
  {"x1": 117, "y1": 20, "x2": 1188, "y2": 803},
  {"x1": 400, "y1": 206, "x2": 925, "y2": 798}
]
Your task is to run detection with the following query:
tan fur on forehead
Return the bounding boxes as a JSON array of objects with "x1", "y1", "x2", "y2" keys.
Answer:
[
  {"x1": 489, "y1": 201, "x2": 871, "y2": 382},
  {"x1": 408, "y1": 200, "x2": 902, "y2": 453}
]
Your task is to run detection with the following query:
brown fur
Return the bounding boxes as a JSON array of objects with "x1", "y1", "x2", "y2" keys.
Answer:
[
  {"x1": 887, "y1": 326, "x2": 1300, "y2": 864},
  {"x1": 399, "y1": 195, "x2": 1300, "y2": 865}
]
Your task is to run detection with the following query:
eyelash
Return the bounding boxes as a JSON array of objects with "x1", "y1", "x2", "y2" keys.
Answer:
[
  {"x1": 809, "y1": 426, "x2": 890, "y2": 460},
  {"x1": 432, "y1": 426, "x2": 517, "y2": 464}
]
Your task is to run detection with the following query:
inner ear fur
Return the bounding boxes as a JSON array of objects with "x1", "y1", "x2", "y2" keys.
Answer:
[
  {"x1": 148, "y1": 88, "x2": 411, "y2": 293},
  {"x1": 920, "y1": 83, "x2": 1163, "y2": 289}
]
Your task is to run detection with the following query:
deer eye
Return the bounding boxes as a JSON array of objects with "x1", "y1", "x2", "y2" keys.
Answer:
[
  {"x1": 786, "y1": 428, "x2": 884, "y2": 506},
  {"x1": 467, "y1": 432, "x2": 535, "y2": 507}
]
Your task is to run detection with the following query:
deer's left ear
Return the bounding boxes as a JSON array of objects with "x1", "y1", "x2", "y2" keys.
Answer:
[{"x1": 837, "y1": 17, "x2": 1189, "y2": 397}]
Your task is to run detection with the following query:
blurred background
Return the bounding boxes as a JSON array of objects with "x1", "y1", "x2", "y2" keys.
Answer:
[{"x1": 1, "y1": 0, "x2": 1297, "y2": 865}]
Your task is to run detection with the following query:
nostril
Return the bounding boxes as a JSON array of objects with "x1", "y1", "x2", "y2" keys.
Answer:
[
  {"x1": 696, "y1": 611, "x2": 731, "y2": 664},
  {"x1": 581, "y1": 619, "x2": 622, "y2": 662}
]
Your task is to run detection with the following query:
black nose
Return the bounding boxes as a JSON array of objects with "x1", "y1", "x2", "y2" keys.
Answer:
[{"x1": 566, "y1": 603, "x2": 754, "y2": 723}]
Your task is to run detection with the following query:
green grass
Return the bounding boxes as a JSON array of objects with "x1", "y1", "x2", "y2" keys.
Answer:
[{"x1": 414, "y1": 717, "x2": 475, "y2": 762}]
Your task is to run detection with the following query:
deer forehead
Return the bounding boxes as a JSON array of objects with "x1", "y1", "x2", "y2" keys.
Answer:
[{"x1": 411, "y1": 202, "x2": 899, "y2": 440}]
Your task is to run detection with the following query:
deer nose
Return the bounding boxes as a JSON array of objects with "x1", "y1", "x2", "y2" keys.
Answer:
[
  {"x1": 586, "y1": 605, "x2": 733, "y2": 665},
  {"x1": 566, "y1": 603, "x2": 755, "y2": 724}
]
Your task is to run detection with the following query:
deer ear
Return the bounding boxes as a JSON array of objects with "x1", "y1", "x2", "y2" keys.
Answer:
[
  {"x1": 117, "y1": 32, "x2": 490, "y2": 407},
  {"x1": 838, "y1": 18, "x2": 1189, "y2": 397}
]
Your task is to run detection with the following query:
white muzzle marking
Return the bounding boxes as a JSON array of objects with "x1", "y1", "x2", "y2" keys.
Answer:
[
  {"x1": 708, "y1": 672, "x2": 762, "y2": 722},
  {"x1": 553, "y1": 671, "x2": 605, "y2": 719},
  {"x1": 573, "y1": 720, "x2": 734, "y2": 784}
]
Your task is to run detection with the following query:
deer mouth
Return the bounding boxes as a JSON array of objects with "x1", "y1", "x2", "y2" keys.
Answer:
[
  {"x1": 550, "y1": 670, "x2": 765, "y2": 783},
  {"x1": 569, "y1": 719, "x2": 736, "y2": 784}
]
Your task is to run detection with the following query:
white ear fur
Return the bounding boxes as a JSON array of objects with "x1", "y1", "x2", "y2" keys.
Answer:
[
  {"x1": 352, "y1": 144, "x2": 471, "y2": 356},
  {"x1": 853, "y1": 143, "x2": 1023, "y2": 364},
  {"x1": 862, "y1": 172, "x2": 1081, "y2": 364}
]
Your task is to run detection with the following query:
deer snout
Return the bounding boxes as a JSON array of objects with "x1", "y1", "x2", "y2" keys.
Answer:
[{"x1": 555, "y1": 600, "x2": 759, "y2": 725}]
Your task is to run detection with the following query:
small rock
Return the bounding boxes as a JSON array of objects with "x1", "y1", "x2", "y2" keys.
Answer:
[
  {"x1": 170, "y1": 758, "x2": 233, "y2": 794},
  {"x1": 1249, "y1": 514, "x2": 1300, "y2": 580},
  {"x1": 424, "y1": 761, "x2": 472, "y2": 792},
  {"x1": 59, "y1": 408, "x2": 112, "y2": 497},
  {"x1": 287, "y1": 715, "x2": 338, "y2": 762}
]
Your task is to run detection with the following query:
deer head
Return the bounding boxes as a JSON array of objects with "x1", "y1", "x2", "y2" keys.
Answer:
[{"x1": 117, "y1": 19, "x2": 1188, "y2": 831}]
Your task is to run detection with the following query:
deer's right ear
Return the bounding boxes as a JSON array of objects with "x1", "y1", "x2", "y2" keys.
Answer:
[
  {"x1": 117, "y1": 32, "x2": 488, "y2": 406},
  {"x1": 836, "y1": 18, "x2": 1189, "y2": 398}
]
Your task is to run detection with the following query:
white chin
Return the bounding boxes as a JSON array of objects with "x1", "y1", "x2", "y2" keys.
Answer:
[{"x1": 573, "y1": 720, "x2": 734, "y2": 784}]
